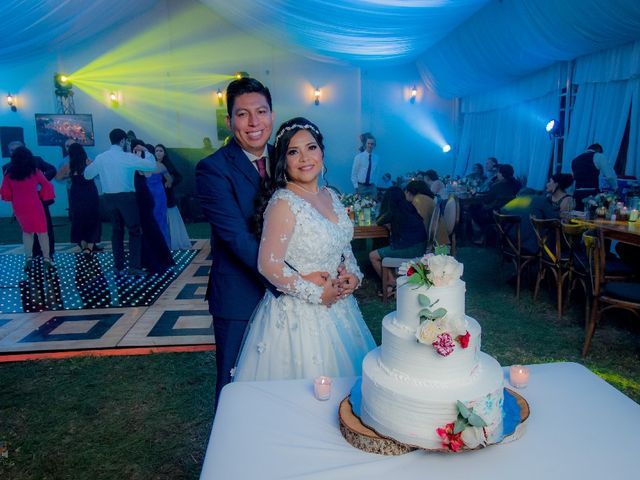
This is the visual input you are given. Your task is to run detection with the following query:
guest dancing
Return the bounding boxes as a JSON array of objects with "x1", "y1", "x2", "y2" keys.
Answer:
[
  {"x1": 234, "y1": 117, "x2": 375, "y2": 382},
  {"x1": 1, "y1": 146, "x2": 56, "y2": 271},
  {"x1": 68, "y1": 144, "x2": 101, "y2": 256},
  {"x1": 131, "y1": 139, "x2": 175, "y2": 275},
  {"x1": 144, "y1": 143, "x2": 171, "y2": 248},
  {"x1": 155, "y1": 144, "x2": 190, "y2": 250}
]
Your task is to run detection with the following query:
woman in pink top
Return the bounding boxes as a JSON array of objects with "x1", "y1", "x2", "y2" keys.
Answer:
[{"x1": 1, "y1": 146, "x2": 55, "y2": 271}]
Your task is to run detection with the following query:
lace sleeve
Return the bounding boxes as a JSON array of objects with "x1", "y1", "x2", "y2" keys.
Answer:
[
  {"x1": 342, "y1": 244, "x2": 364, "y2": 284},
  {"x1": 258, "y1": 196, "x2": 324, "y2": 304}
]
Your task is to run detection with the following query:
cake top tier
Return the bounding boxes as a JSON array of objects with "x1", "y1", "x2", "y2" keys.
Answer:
[{"x1": 399, "y1": 253, "x2": 464, "y2": 288}]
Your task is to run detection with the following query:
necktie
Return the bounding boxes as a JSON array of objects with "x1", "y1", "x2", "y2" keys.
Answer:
[
  {"x1": 365, "y1": 153, "x2": 372, "y2": 185},
  {"x1": 255, "y1": 156, "x2": 267, "y2": 179}
]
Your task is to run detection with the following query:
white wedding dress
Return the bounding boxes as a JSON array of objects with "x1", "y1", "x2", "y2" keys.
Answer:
[{"x1": 233, "y1": 188, "x2": 376, "y2": 381}]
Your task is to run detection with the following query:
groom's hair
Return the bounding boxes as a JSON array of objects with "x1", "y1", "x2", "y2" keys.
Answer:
[{"x1": 226, "y1": 77, "x2": 272, "y2": 117}]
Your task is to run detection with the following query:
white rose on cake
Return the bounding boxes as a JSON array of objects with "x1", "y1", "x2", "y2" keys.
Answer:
[
  {"x1": 460, "y1": 426, "x2": 487, "y2": 449},
  {"x1": 416, "y1": 317, "x2": 447, "y2": 344},
  {"x1": 448, "y1": 316, "x2": 469, "y2": 338},
  {"x1": 426, "y1": 255, "x2": 464, "y2": 287}
]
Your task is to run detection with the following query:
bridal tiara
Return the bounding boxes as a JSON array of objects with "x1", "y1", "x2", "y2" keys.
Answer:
[{"x1": 274, "y1": 123, "x2": 319, "y2": 147}]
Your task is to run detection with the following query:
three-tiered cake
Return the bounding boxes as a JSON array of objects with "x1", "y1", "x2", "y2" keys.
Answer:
[{"x1": 359, "y1": 254, "x2": 505, "y2": 451}]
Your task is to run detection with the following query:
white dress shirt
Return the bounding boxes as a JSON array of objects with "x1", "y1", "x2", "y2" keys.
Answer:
[
  {"x1": 84, "y1": 145, "x2": 156, "y2": 193},
  {"x1": 592, "y1": 151, "x2": 618, "y2": 190},
  {"x1": 351, "y1": 151, "x2": 379, "y2": 188}
]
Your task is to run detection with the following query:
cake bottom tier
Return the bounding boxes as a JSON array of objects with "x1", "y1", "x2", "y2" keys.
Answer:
[{"x1": 360, "y1": 349, "x2": 505, "y2": 450}]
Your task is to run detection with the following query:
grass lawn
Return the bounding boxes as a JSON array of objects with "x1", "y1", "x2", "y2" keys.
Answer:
[{"x1": 0, "y1": 219, "x2": 638, "y2": 478}]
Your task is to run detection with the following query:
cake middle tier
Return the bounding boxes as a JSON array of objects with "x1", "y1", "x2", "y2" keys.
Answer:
[
  {"x1": 380, "y1": 312, "x2": 481, "y2": 382},
  {"x1": 396, "y1": 277, "x2": 466, "y2": 330}
]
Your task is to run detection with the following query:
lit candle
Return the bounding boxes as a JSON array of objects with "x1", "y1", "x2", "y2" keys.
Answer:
[
  {"x1": 509, "y1": 365, "x2": 530, "y2": 389},
  {"x1": 314, "y1": 376, "x2": 332, "y2": 400}
]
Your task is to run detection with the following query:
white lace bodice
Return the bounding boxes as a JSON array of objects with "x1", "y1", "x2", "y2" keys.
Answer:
[{"x1": 257, "y1": 188, "x2": 363, "y2": 304}]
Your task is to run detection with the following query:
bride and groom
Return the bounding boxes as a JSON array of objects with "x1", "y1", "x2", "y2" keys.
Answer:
[{"x1": 196, "y1": 77, "x2": 375, "y2": 408}]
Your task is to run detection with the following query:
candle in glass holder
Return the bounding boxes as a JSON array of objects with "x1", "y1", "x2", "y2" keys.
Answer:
[
  {"x1": 630, "y1": 209, "x2": 639, "y2": 222},
  {"x1": 509, "y1": 365, "x2": 530, "y2": 388},
  {"x1": 314, "y1": 376, "x2": 332, "y2": 400}
]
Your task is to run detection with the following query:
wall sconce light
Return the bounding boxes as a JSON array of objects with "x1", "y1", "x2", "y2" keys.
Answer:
[
  {"x1": 442, "y1": 144, "x2": 451, "y2": 153},
  {"x1": 7, "y1": 93, "x2": 17, "y2": 112},
  {"x1": 217, "y1": 88, "x2": 224, "y2": 106},
  {"x1": 314, "y1": 87, "x2": 321, "y2": 106},
  {"x1": 109, "y1": 91, "x2": 119, "y2": 107},
  {"x1": 234, "y1": 71, "x2": 249, "y2": 80},
  {"x1": 410, "y1": 85, "x2": 417, "y2": 104}
]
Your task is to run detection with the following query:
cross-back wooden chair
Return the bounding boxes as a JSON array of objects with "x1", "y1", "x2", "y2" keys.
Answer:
[
  {"x1": 582, "y1": 229, "x2": 640, "y2": 356},
  {"x1": 493, "y1": 210, "x2": 536, "y2": 300},
  {"x1": 531, "y1": 216, "x2": 566, "y2": 318}
]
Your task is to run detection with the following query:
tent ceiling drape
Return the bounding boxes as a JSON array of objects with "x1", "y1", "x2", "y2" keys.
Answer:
[{"x1": 3, "y1": 0, "x2": 639, "y2": 98}]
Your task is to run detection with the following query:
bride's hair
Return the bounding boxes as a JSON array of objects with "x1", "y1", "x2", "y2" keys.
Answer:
[{"x1": 251, "y1": 117, "x2": 326, "y2": 237}]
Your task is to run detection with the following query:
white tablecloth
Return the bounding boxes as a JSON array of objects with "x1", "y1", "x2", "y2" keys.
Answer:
[{"x1": 200, "y1": 362, "x2": 639, "y2": 479}]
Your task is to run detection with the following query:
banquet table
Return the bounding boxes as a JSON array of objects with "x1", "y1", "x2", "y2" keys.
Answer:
[
  {"x1": 353, "y1": 225, "x2": 389, "y2": 240},
  {"x1": 199, "y1": 362, "x2": 639, "y2": 480},
  {"x1": 575, "y1": 217, "x2": 640, "y2": 246}
]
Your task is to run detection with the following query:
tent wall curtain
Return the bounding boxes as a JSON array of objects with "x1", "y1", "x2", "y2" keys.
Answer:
[
  {"x1": 562, "y1": 41, "x2": 640, "y2": 178},
  {"x1": 455, "y1": 65, "x2": 562, "y2": 189}
]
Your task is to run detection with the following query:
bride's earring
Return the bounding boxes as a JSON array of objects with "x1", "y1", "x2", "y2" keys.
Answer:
[{"x1": 284, "y1": 170, "x2": 289, "y2": 182}]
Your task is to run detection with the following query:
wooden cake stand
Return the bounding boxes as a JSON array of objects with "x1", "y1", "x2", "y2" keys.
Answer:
[{"x1": 339, "y1": 388, "x2": 530, "y2": 455}]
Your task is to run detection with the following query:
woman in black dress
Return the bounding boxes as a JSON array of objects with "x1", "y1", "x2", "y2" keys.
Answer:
[
  {"x1": 131, "y1": 139, "x2": 175, "y2": 274},
  {"x1": 68, "y1": 144, "x2": 100, "y2": 255}
]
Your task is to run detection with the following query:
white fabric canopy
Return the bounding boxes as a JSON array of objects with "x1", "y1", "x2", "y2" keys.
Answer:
[{"x1": 0, "y1": 0, "x2": 158, "y2": 63}]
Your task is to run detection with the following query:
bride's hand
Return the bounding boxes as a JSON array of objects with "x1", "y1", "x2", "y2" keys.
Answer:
[
  {"x1": 301, "y1": 271, "x2": 329, "y2": 286},
  {"x1": 320, "y1": 280, "x2": 341, "y2": 307}
]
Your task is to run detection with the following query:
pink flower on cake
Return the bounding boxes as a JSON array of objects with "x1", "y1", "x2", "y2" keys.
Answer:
[
  {"x1": 457, "y1": 331, "x2": 470, "y2": 349},
  {"x1": 436, "y1": 422, "x2": 464, "y2": 452},
  {"x1": 432, "y1": 333, "x2": 455, "y2": 356}
]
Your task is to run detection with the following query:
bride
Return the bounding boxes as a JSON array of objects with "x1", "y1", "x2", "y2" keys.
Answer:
[{"x1": 233, "y1": 117, "x2": 376, "y2": 381}]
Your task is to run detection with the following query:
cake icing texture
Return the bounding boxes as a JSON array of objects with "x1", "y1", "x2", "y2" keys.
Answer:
[{"x1": 360, "y1": 254, "x2": 505, "y2": 451}]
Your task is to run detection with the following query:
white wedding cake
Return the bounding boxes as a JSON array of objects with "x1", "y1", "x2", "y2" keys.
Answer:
[{"x1": 359, "y1": 254, "x2": 505, "y2": 451}]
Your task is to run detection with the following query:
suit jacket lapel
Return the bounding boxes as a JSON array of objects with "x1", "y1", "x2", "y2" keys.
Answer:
[{"x1": 227, "y1": 138, "x2": 261, "y2": 188}]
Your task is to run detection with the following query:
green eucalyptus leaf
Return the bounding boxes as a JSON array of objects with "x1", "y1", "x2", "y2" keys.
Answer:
[
  {"x1": 418, "y1": 308, "x2": 432, "y2": 319},
  {"x1": 453, "y1": 418, "x2": 467, "y2": 434},
  {"x1": 456, "y1": 401, "x2": 471, "y2": 419},
  {"x1": 468, "y1": 412, "x2": 488, "y2": 428},
  {"x1": 431, "y1": 308, "x2": 447, "y2": 319},
  {"x1": 417, "y1": 294, "x2": 431, "y2": 307}
]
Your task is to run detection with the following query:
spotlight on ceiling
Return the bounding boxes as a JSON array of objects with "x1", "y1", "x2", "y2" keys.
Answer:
[
  {"x1": 545, "y1": 119, "x2": 556, "y2": 133},
  {"x1": 109, "y1": 91, "x2": 119, "y2": 107},
  {"x1": 54, "y1": 73, "x2": 73, "y2": 97},
  {"x1": 546, "y1": 119, "x2": 562, "y2": 137},
  {"x1": 442, "y1": 144, "x2": 451, "y2": 153}
]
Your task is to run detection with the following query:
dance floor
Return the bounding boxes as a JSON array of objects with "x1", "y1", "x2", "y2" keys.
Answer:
[{"x1": 0, "y1": 240, "x2": 215, "y2": 359}]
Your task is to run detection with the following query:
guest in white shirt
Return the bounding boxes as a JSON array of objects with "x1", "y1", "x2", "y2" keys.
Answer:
[
  {"x1": 84, "y1": 128, "x2": 155, "y2": 275},
  {"x1": 351, "y1": 134, "x2": 379, "y2": 197}
]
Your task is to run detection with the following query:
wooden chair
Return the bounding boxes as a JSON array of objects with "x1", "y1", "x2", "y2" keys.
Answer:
[
  {"x1": 443, "y1": 194, "x2": 460, "y2": 257},
  {"x1": 531, "y1": 216, "x2": 566, "y2": 319},
  {"x1": 493, "y1": 211, "x2": 536, "y2": 300},
  {"x1": 561, "y1": 220, "x2": 590, "y2": 326},
  {"x1": 582, "y1": 230, "x2": 640, "y2": 356}
]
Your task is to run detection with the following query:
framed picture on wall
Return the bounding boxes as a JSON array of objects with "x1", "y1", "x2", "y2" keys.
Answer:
[
  {"x1": 216, "y1": 109, "x2": 231, "y2": 142},
  {"x1": 0, "y1": 126, "x2": 24, "y2": 158},
  {"x1": 34, "y1": 113, "x2": 95, "y2": 146}
]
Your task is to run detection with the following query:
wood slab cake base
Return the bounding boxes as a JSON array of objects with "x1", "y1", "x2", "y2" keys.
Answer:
[{"x1": 339, "y1": 388, "x2": 530, "y2": 455}]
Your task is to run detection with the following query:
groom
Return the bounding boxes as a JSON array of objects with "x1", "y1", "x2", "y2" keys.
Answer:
[{"x1": 196, "y1": 78, "x2": 358, "y2": 410}]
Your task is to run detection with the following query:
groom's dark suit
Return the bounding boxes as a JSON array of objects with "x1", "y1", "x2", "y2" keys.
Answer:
[{"x1": 196, "y1": 137, "x2": 275, "y2": 406}]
